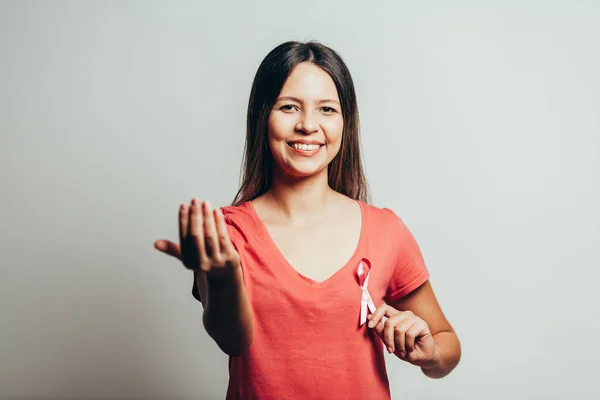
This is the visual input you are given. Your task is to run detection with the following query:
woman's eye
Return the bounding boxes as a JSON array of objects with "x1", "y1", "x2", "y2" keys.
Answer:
[
  {"x1": 321, "y1": 107, "x2": 337, "y2": 114},
  {"x1": 280, "y1": 105, "x2": 297, "y2": 112}
]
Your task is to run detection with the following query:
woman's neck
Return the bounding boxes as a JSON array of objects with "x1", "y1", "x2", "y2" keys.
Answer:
[{"x1": 261, "y1": 169, "x2": 337, "y2": 221}]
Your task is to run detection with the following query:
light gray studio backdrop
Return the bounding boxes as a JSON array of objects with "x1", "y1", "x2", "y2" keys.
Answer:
[{"x1": 1, "y1": 1, "x2": 599, "y2": 399}]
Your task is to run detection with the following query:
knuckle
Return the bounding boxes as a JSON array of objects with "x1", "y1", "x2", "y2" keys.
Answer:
[
  {"x1": 212, "y1": 254, "x2": 225, "y2": 265},
  {"x1": 221, "y1": 250, "x2": 234, "y2": 263},
  {"x1": 199, "y1": 263, "x2": 211, "y2": 273},
  {"x1": 199, "y1": 255, "x2": 211, "y2": 269}
]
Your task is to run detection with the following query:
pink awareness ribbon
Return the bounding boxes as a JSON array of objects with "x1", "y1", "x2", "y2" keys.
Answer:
[{"x1": 358, "y1": 260, "x2": 377, "y2": 326}]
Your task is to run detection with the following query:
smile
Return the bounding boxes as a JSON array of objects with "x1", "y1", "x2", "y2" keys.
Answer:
[
  {"x1": 287, "y1": 141, "x2": 324, "y2": 156},
  {"x1": 288, "y1": 142, "x2": 322, "y2": 151}
]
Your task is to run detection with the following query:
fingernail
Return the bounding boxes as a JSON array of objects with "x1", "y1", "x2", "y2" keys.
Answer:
[
  {"x1": 387, "y1": 346, "x2": 393, "y2": 354},
  {"x1": 399, "y1": 351, "x2": 405, "y2": 358},
  {"x1": 192, "y1": 199, "x2": 198, "y2": 206},
  {"x1": 205, "y1": 200, "x2": 211, "y2": 209},
  {"x1": 368, "y1": 321, "x2": 374, "y2": 328}
]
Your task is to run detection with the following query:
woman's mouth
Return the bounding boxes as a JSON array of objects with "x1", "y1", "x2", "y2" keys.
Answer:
[
  {"x1": 288, "y1": 142, "x2": 322, "y2": 151},
  {"x1": 287, "y1": 142, "x2": 324, "y2": 156}
]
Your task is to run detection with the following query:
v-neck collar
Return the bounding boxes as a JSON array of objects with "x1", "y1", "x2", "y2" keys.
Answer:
[{"x1": 244, "y1": 200, "x2": 366, "y2": 288}]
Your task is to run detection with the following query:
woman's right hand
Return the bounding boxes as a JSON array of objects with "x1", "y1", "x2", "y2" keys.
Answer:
[{"x1": 154, "y1": 199, "x2": 241, "y2": 280}]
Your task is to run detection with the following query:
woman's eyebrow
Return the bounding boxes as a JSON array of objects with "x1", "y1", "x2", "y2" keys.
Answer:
[{"x1": 277, "y1": 96, "x2": 340, "y2": 105}]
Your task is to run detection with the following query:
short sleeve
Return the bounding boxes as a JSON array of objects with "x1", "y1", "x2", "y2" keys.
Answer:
[
  {"x1": 191, "y1": 206, "x2": 242, "y2": 304},
  {"x1": 383, "y1": 208, "x2": 430, "y2": 303}
]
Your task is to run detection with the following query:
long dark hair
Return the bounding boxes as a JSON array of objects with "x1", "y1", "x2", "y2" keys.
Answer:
[{"x1": 232, "y1": 40, "x2": 369, "y2": 206}]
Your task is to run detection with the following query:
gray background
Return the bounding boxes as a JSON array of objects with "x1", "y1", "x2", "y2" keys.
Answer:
[{"x1": 1, "y1": 1, "x2": 599, "y2": 399}]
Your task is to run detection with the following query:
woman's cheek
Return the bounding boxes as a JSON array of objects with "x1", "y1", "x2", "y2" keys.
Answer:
[
  {"x1": 324, "y1": 121, "x2": 343, "y2": 144},
  {"x1": 269, "y1": 115, "x2": 295, "y2": 140}
]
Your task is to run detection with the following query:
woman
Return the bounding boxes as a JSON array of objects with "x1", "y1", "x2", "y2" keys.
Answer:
[{"x1": 155, "y1": 40, "x2": 461, "y2": 399}]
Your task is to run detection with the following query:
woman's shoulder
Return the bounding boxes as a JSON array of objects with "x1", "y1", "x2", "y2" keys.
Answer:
[
  {"x1": 360, "y1": 200, "x2": 401, "y2": 220},
  {"x1": 219, "y1": 201, "x2": 260, "y2": 243},
  {"x1": 220, "y1": 201, "x2": 251, "y2": 217},
  {"x1": 360, "y1": 201, "x2": 411, "y2": 234},
  {"x1": 220, "y1": 202, "x2": 258, "y2": 224}
]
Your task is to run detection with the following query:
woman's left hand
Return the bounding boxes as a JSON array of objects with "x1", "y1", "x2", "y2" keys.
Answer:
[{"x1": 368, "y1": 303, "x2": 440, "y2": 368}]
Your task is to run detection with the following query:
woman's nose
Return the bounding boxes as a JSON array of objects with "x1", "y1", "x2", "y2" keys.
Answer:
[{"x1": 296, "y1": 111, "x2": 319, "y2": 134}]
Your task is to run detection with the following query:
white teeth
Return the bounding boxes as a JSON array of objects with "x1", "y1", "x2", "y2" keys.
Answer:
[{"x1": 292, "y1": 143, "x2": 320, "y2": 151}]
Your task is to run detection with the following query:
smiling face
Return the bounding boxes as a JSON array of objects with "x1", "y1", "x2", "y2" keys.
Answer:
[{"x1": 267, "y1": 62, "x2": 344, "y2": 180}]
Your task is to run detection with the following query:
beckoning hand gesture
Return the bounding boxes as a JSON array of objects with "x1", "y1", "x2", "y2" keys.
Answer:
[{"x1": 154, "y1": 199, "x2": 240, "y2": 279}]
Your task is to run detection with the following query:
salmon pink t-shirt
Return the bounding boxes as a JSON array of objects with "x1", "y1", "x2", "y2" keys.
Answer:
[{"x1": 192, "y1": 200, "x2": 430, "y2": 400}]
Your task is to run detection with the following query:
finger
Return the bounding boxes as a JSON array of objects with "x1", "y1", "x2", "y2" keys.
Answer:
[
  {"x1": 383, "y1": 317, "x2": 398, "y2": 353},
  {"x1": 154, "y1": 239, "x2": 181, "y2": 260},
  {"x1": 179, "y1": 203, "x2": 189, "y2": 246},
  {"x1": 203, "y1": 200, "x2": 220, "y2": 258},
  {"x1": 384, "y1": 312, "x2": 411, "y2": 354},
  {"x1": 405, "y1": 320, "x2": 427, "y2": 355},
  {"x1": 367, "y1": 304, "x2": 387, "y2": 328},
  {"x1": 214, "y1": 207, "x2": 234, "y2": 254},
  {"x1": 375, "y1": 311, "x2": 410, "y2": 354},
  {"x1": 394, "y1": 318, "x2": 416, "y2": 357},
  {"x1": 189, "y1": 199, "x2": 207, "y2": 266}
]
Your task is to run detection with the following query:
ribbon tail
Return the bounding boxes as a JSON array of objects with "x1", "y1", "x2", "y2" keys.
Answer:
[
  {"x1": 367, "y1": 295, "x2": 376, "y2": 315},
  {"x1": 360, "y1": 303, "x2": 367, "y2": 326}
]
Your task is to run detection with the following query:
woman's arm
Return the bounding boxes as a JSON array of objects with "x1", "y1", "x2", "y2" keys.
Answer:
[
  {"x1": 197, "y1": 263, "x2": 254, "y2": 357},
  {"x1": 155, "y1": 200, "x2": 254, "y2": 357}
]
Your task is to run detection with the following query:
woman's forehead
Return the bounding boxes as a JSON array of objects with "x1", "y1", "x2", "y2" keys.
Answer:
[{"x1": 278, "y1": 63, "x2": 339, "y2": 101}]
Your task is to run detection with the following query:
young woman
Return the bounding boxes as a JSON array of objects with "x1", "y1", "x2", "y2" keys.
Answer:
[{"x1": 155, "y1": 41, "x2": 461, "y2": 399}]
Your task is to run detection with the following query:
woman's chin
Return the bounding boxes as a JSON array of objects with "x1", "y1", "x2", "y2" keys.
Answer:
[{"x1": 281, "y1": 164, "x2": 327, "y2": 180}]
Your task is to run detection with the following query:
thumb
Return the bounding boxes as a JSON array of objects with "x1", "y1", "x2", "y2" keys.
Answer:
[{"x1": 154, "y1": 240, "x2": 181, "y2": 260}]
